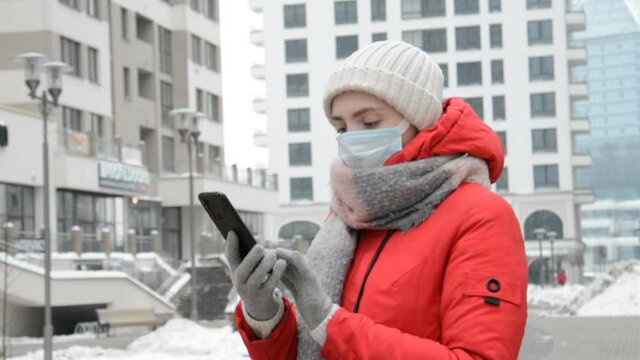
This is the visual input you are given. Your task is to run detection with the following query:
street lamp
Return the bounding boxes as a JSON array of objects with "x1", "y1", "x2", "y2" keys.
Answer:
[
  {"x1": 169, "y1": 108, "x2": 203, "y2": 321},
  {"x1": 533, "y1": 228, "x2": 547, "y2": 287},
  {"x1": 546, "y1": 231, "x2": 558, "y2": 285},
  {"x1": 15, "y1": 52, "x2": 70, "y2": 360}
]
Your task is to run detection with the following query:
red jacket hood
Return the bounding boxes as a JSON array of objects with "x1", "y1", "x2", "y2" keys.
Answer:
[{"x1": 385, "y1": 97, "x2": 505, "y2": 183}]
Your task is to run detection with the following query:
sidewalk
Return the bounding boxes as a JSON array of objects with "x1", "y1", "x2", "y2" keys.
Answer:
[{"x1": 520, "y1": 315, "x2": 640, "y2": 360}]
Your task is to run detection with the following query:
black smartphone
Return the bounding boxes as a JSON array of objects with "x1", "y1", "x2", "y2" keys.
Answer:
[{"x1": 198, "y1": 192, "x2": 257, "y2": 259}]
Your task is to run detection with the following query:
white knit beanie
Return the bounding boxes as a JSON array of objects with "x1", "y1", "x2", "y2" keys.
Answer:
[{"x1": 323, "y1": 40, "x2": 444, "y2": 131}]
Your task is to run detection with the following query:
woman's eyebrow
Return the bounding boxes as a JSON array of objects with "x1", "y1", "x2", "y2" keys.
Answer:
[{"x1": 352, "y1": 107, "x2": 381, "y2": 118}]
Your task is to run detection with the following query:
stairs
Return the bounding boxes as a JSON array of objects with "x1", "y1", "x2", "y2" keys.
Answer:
[{"x1": 175, "y1": 258, "x2": 233, "y2": 320}]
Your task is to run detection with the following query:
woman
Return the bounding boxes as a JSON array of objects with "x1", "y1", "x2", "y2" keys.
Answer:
[{"x1": 225, "y1": 40, "x2": 528, "y2": 359}]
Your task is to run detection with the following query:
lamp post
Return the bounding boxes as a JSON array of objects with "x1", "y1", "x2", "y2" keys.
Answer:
[
  {"x1": 533, "y1": 228, "x2": 547, "y2": 287},
  {"x1": 546, "y1": 231, "x2": 558, "y2": 286},
  {"x1": 15, "y1": 52, "x2": 70, "y2": 360},
  {"x1": 169, "y1": 108, "x2": 204, "y2": 321}
]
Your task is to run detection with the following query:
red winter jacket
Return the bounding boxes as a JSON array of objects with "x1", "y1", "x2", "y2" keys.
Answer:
[{"x1": 235, "y1": 98, "x2": 528, "y2": 359}]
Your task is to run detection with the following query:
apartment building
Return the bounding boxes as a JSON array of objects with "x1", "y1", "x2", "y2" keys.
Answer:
[{"x1": 251, "y1": 0, "x2": 594, "y2": 283}]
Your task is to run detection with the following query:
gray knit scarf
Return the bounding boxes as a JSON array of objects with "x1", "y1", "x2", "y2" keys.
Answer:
[{"x1": 296, "y1": 153, "x2": 491, "y2": 359}]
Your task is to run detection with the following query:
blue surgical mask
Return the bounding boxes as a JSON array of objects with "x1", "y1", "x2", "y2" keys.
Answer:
[{"x1": 337, "y1": 119, "x2": 411, "y2": 168}]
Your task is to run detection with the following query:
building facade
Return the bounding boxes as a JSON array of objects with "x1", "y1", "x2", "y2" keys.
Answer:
[
  {"x1": 575, "y1": 0, "x2": 640, "y2": 201},
  {"x1": 0, "y1": 0, "x2": 279, "y2": 263},
  {"x1": 252, "y1": 0, "x2": 594, "y2": 283}
]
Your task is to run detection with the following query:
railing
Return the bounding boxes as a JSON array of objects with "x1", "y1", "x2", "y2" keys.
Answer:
[
  {"x1": 58, "y1": 128, "x2": 147, "y2": 167},
  {"x1": 168, "y1": 162, "x2": 279, "y2": 191}
]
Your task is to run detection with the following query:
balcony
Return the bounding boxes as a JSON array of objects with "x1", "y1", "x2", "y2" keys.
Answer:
[
  {"x1": 251, "y1": 64, "x2": 266, "y2": 80},
  {"x1": 249, "y1": 0, "x2": 263, "y2": 13},
  {"x1": 571, "y1": 154, "x2": 592, "y2": 167},
  {"x1": 253, "y1": 130, "x2": 268, "y2": 148},
  {"x1": 566, "y1": 11, "x2": 586, "y2": 32},
  {"x1": 250, "y1": 29, "x2": 264, "y2": 47},
  {"x1": 570, "y1": 118, "x2": 591, "y2": 132},
  {"x1": 568, "y1": 83, "x2": 589, "y2": 98},
  {"x1": 252, "y1": 98, "x2": 266, "y2": 114}
]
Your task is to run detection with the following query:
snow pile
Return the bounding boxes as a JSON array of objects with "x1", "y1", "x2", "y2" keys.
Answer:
[
  {"x1": 528, "y1": 260, "x2": 640, "y2": 316},
  {"x1": 10, "y1": 319, "x2": 249, "y2": 360}
]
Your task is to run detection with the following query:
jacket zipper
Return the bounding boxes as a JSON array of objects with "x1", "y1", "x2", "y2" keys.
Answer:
[{"x1": 353, "y1": 230, "x2": 396, "y2": 313}]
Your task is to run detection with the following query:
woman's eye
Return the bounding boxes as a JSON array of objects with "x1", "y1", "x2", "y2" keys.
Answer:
[
  {"x1": 336, "y1": 128, "x2": 346, "y2": 134},
  {"x1": 364, "y1": 121, "x2": 380, "y2": 128}
]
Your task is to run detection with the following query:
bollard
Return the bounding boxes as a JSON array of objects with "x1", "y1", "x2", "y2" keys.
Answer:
[
  {"x1": 71, "y1": 225, "x2": 83, "y2": 256},
  {"x1": 151, "y1": 229, "x2": 162, "y2": 254},
  {"x1": 231, "y1": 164, "x2": 238, "y2": 182},
  {"x1": 3, "y1": 222, "x2": 16, "y2": 256},
  {"x1": 101, "y1": 228, "x2": 112, "y2": 257},
  {"x1": 127, "y1": 229, "x2": 137, "y2": 256},
  {"x1": 200, "y1": 232, "x2": 213, "y2": 258}
]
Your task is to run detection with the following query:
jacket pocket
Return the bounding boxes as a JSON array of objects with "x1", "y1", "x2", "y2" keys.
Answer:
[{"x1": 461, "y1": 272, "x2": 522, "y2": 307}]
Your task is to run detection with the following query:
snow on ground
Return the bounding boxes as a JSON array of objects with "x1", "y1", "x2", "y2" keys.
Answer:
[
  {"x1": 528, "y1": 260, "x2": 640, "y2": 316},
  {"x1": 10, "y1": 319, "x2": 249, "y2": 360},
  {"x1": 7, "y1": 333, "x2": 94, "y2": 346}
]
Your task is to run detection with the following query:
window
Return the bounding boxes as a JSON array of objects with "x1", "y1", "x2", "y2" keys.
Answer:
[
  {"x1": 88, "y1": 47, "x2": 99, "y2": 83},
  {"x1": 491, "y1": 59, "x2": 504, "y2": 84},
  {"x1": 371, "y1": 0, "x2": 386, "y2": 21},
  {"x1": 90, "y1": 113, "x2": 103, "y2": 137},
  {"x1": 207, "y1": 145, "x2": 223, "y2": 175},
  {"x1": 59, "y1": 0, "x2": 79, "y2": 10},
  {"x1": 534, "y1": 165, "x2": 559, "y2": 189},
  {"x1": 457, "y1": 62, "x2": 482, "y2": 86},
  {"x1": 86, "y1": 0, "x2": 99, "y2": 18},
  {"x1": 402, "y1": 29, "x2": 447, "y2": 52},
  {"x1": 278, "y1": 221, "x2": 320, "y2": 242},
  {"x1": 530, "y1": 93, "x2": 556, "y2": 117},
  {"x1": 162, "y1": 207, "x2": 181, "y2": 260},
  {"x1": 490, "y1": 24, "x2": 502, "y2": 48},
  {"x1": 61, "y1": 37, "x2": 80, "y2": 76},
  {"x1": 336, "y1": 35, "x2": 359, "y2": 59},
  {"x1": 528, "y1": 20, "x2": 553, "y2": 45},
  {"x1": 286, "y1": 74, "x2": 309, "y2": 97},
  {"x1": 492, "y1": 96, "x2": 505, "y2": 120},
  {"x1": 63, "y1": 106, "x2": 83, "y2": 131},
  {"x1": 290, "y1": 177, "x2": 313, "y2": 201},
  {"x1": 0, "y1": 184, "x2": 35, "y2": 232},
  {"x1": 205, "y1": 42, "x2": 219, "y2": 71},
  {"x1": 456, "y1": 26, "x2": 481, "y2": 50},
  {"x1": 284, "y1": 4, "x2": 306, "y2": 28},
  {"x1": 454, "y1": 0, "x2": 479, "y2": 14},
  {"x1": 123, "y1": 67, "x2": 131, "y2": 98},
  {"x1": 527, "y1": 0, "x2": 551, "y2": 9},
  {"x1": 489, "y1": 0, "x2": 501, "y2": 12},
  {"x1": 196, "y1": 89, "x2": 204, "y2": 113},
  {"x1": 159, "y1": 26, "x2": 172, "y2": 74},
  {"x1": 160, "y1": 82, "x2": 173, "y2": 129},
  {"x1": 401, "y1": 0, "x2": 445, "y2": 19},
  {"x1": 204, "y1": 0, "x2": 217, "y2": 21},
  {"x1": 496, "y1": 167, "x2": 508, "y2": 192},
  {"x1": 529, "y1": 56, "x2": 554, "y2": 81},
  {"x1": 335, "y1": 1, "x2": 358, "y2": 24},
  {"x1": 121, "y1": 8, "x2": 128, "y2": 40},
  {"x1": 497, "y1": 131, "x2": 507, "y2": 154},
  {"x1": 136, "y1": 14, "x2": 153, "y2": 43},
  {"x1": 137, "y1": 69, "x2": 154, "y2": 100},
  {"x1": 372, "y1": 32, "x2": 387, "y2": 42},
  {"x1": 190, "y1": 0, "x2": 200, "y2": 12},
  {"x1": 191, "y1": 35, "x2": 202, "y2": 64},
  {"x1": 285, "y1": 39, "x2": 307, "y2": 63},
  {"x1": 288, "y1": 109, "x2": 311, "y2": 132},
  {"x1": 440, "y1": 63, "x2": 449, "y2": 87},
  {"x1": 465, "y1": 97, "x2": 484, "y2": 118},
  {"x1": 207, "y1": 93, "x2": 220, "y2": 122},
  {"x1": 162, "y1": 136, "x2": 175, "y2": 172},
  {"x1": 289, "y1": 143, "x2": 312, "y2": 166},
  {"x1": 532, "y1": 129, "x2": 557, "y2": 152}
]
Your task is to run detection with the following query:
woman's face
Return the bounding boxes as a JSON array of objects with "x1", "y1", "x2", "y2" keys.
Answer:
[{"x1": 330, "y1": 91, "x2": 418, "y2": 146}]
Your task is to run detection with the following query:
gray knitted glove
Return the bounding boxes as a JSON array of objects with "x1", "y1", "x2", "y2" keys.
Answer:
[
  {"x1": 275, "y1": 248, "x2": 333, "y2": 330},
  {"x1": 225, "y1": 231, "x2": 287, "y2": 321}
]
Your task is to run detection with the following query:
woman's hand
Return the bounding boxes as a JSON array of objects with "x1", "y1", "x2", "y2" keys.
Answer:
[
  {"x1": 276, "y1": 248, "x2": 333, "y2": 330},
  {"x1": 225, "y1": 231, "x2": 287, "y2": 321}
]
